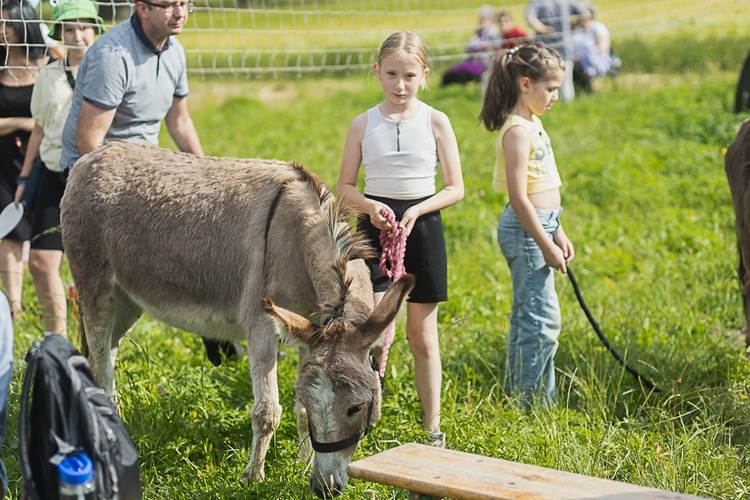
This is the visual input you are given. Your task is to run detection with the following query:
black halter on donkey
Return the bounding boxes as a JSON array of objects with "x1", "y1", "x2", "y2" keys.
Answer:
[{"x1": 308, "y1": 389, "x2": 377, "y2": 454}]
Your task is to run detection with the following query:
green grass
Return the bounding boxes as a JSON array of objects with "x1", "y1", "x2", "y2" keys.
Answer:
[{"x1": 5, "y1": 5, "x2": 750, "y2": 500}]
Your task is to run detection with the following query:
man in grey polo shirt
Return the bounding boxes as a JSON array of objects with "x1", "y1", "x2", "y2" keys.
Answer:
[
  {"x1": 60, "y1": 0, "x2": 201, "y2": 169},
  {"x1": 525, "y1": 0, "x2": 585, "y2": 102},
  {"x1": 60, "y1": 0, "x2": 239, "y2": 365}
]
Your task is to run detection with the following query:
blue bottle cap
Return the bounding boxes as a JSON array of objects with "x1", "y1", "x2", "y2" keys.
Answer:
[{"x1": 57, "y1": 452, "x2": 94, "y2": 485}]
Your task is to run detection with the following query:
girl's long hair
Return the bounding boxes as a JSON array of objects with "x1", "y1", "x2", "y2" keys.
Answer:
[
  {"x1": 480, "y1": 42, "x2": 564, "y2": 131},
  {"x1": 0, "y1": 0, "x2": 47, "y2": 64}
]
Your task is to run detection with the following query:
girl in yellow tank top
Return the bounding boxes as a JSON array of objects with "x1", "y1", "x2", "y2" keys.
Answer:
[{"x1": 479, "y1": 42, "x2": 575, "y2": 408}]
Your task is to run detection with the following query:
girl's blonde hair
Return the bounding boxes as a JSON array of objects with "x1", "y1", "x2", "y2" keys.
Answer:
[
  {"x1": 377, "y1": 31, "x2": 429, "y2": 70},
  {"x1": 480, "y1": 42, "x2": 565, "y2": 131}
]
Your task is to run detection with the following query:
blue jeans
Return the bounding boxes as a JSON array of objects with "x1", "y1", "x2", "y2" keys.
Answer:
[{"x1": 498, "y1": 204, "x2": 562, "y2": 408}]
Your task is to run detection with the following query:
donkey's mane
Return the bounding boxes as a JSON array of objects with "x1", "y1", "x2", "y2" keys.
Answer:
[
  {"x1": 289, "y1": 163, "x2": 375, "y2": 326},
  {"x1": 289, "y1": 162, "x2": 373, "y2": 262}
]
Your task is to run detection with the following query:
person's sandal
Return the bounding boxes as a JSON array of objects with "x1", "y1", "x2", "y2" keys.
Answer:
[{"x1": 427, "y1": 431, "x2": 446, "y2": 448}]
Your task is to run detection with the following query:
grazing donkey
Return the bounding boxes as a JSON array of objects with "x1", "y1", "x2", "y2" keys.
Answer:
[
  {"x1": 60, "y1": 141, "x2": 414, "y2": 498},
  {"x1": 725, "y1": 119, "x2": 750, "y2": 348}
]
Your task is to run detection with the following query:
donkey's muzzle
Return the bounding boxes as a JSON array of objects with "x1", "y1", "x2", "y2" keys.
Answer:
[{"x1": 310, "y1": 473, "x2": 345, "y2": 498}]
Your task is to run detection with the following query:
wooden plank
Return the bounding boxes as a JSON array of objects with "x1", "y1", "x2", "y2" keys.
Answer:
[{"x1": 347, "y1": 443, "x2": 707, "y2": 500}]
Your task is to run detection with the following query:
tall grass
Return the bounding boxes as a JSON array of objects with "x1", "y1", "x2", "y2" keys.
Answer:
[{"x1": 3, "y1": 7, "x2": 750, "y2": 500}]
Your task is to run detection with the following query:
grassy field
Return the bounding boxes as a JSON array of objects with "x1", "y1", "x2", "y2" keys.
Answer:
[{"x1": 5, "y1": 2, "x2": 750, "y2": 499}]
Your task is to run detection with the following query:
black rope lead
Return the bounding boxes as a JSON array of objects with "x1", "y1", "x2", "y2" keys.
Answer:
[{"x1": 566, "y1": 267, "x2": 661, "y2": 393}]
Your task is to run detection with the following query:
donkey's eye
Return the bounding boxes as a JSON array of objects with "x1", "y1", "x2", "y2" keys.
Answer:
[
  {"x1": 322, "y1": 317, "x2": 334, "y2": 326},
  {"x1": 347, "y1": 404, "x2": 363, "y2": 417}
]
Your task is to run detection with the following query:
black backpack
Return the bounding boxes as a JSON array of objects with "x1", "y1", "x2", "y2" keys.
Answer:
[{"x1": 19, "y1": 334, "x2": 142, "y2": 499}]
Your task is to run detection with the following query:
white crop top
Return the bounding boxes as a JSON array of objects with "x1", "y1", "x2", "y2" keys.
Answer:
[{"x1": 361, "y1": 102, "x2": 439, "y2": 200}]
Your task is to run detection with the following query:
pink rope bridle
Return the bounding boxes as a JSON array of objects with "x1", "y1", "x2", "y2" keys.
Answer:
[{"x1": 377, "y1": 208, "x2": 407, "y2": 378}]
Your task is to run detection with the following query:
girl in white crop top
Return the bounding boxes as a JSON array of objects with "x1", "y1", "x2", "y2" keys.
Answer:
[
  {"x1": 337, "y1": 31, "x2": 463, "y2": 447},
  {"x1": 480, "y1": 42, "x2": 575, "y2": 409}
]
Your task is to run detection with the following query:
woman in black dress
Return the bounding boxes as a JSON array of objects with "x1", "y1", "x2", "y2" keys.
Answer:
[{"x1": 0, "y1": 0, "x2": 47, "y2": 317}]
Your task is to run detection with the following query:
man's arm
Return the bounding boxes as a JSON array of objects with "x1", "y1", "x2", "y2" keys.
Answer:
[
  {"x1": 77, "y1": 100, "x2": 117, "y2": 156},
  {"x1": 164, "y1": 96, "x2": 203, "y2": 156}
]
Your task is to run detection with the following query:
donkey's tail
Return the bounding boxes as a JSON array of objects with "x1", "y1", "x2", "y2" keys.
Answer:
[
  {"x1": 77, "y1": 313, "x2": 89, "y2": 358},
  {"x1": 70, "y1": 284, "x2": 89, "y2": 358}
]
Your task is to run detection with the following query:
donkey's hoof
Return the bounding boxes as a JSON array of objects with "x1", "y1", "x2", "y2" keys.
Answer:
[{"x1": 241, "y1": 463, "x2": 265, "y2": 482}]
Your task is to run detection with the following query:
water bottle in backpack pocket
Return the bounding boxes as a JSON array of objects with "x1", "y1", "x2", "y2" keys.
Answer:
[
  {"x1": 56, "y1": 452, "x2": 96, "y2": 499},
  {"x1": 18, "y1": 334, "x2": 142, "y2": 499}
]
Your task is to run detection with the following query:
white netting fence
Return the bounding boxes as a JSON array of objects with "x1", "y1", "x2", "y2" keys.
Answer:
[{"x1": 1, "y1": 0, "x2": 748, "y2": 76}]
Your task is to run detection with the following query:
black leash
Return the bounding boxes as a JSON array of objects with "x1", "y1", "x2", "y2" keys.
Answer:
[{"x1": 567, "y1": 267, "x2": 661, "y2": 393}]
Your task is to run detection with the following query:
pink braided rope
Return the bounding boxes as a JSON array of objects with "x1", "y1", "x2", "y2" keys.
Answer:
[{"x1": 377, "y1": 208, "x2": 407, "y2": 378}]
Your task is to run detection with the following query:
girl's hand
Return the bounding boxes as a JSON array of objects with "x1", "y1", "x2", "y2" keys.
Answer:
[
  {"x1": 399, "y1": 206, "x2": 420, "y2": 236},
  {"x1": 13, "y1": 184, "x2": 25, "y2": 209},
  {"x1": 553, "y1": 230, "x2": 575, "y2": 264},
  {"x1": 368, "y1": 202, "x2": 393, "y2": 231},
  {"x1": 543, "y1": 245, "x2": 568, "y2": 273}
]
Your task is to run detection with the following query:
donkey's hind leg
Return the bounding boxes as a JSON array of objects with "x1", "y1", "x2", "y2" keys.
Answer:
[
  {"x1": 83, "y1": 283, "x2": 143, "y2": 401},
  {"x1": 111, "y1": 284, "x2": 143, "y2": 349},
  {"x1": 80, "y1": 280, "x2": 119, "y2": 398},
  {"x1": 104, "y1": 285, "x2": 145, "y2": 401}
]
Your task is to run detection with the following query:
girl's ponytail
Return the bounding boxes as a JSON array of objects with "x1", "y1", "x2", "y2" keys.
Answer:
[
  {"x1": 480, "y1": 42, "x2": 565, "y2": 132},
  {"x1": 481, "y1": 49, "x2": 518, "y2": 131}
]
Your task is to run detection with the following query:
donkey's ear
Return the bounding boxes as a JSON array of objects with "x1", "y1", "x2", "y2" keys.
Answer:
[
  {"x1": 358, "y1": 274, "x2": 415, "y2": 347},
  {"x1": 262, "y1": 297, "x2": 317, "y2": 344}
]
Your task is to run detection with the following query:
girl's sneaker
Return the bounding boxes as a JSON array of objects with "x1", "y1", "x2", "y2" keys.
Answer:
[{"x1": 427, "y1": 431, "x2": 446, "y2": 448}]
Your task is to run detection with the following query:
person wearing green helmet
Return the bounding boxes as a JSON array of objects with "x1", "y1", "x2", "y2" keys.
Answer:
[
  {"x1": 13, "y1": 0, "x2": 105, "y2": 337},
  {"x1": 48, "y1": 0, "x2": 106, "y2": 42}
]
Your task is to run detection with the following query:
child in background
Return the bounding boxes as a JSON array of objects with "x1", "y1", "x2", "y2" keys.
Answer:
[
  {"x1": 572, "y1": 5, "x2": 615, "y2": 93},
  {"x1": 441, "y1": 5, "x2": 500, "y2": 86},
  {"x1": 479, "y1": 42, "x2": 575, "y2": 408},
  {"x1": 498, "y1": 10, "x2": 529, "y2": 50},
  {"x1": 14, "y1": 0, "x2": 105, "y2": 336},
  {"x1": 337, "y1": 31, "x2": 464, "y2": 446}
]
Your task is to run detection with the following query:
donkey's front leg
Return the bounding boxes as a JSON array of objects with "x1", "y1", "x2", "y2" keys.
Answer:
[
  {"x1": 241, "y1": 326, "x2": 282, "y2": 482},
  {"x1": 295, "y1": 345, "x2": 312, "y2": 465}
]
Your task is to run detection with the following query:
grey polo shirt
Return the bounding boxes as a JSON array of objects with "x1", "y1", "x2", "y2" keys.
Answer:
[
  {"x1": 525, "y1": 0, "x2": 585, "y2": 59},
  {"x1": 60, "y1": 14, "x2": 189, "y2": 171}
]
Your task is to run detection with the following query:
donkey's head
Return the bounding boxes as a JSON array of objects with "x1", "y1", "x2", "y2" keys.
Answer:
[{"x1": 262, "y1": 274, "x2": 415, "y2": 498}]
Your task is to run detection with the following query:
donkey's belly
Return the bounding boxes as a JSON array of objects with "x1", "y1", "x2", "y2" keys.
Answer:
[{"x1": 136, "y1": 295, "x2": 246, "y2": 341}]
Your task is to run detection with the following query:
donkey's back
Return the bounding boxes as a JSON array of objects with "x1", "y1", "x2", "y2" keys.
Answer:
[{"x1": 61, "y1": 141, "x2": 319, "y2": 340}]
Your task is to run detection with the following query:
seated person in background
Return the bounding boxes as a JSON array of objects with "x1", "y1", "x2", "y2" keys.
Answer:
[
  {"x1": 498, "y1": 10, "x2": 529, "y2": 50},
  {"x1": 572, "y1": 5, "x2": 615, "y2": 92},
  {"x1": 442, "y1": 5, "x2": 500, "y2": 86}
]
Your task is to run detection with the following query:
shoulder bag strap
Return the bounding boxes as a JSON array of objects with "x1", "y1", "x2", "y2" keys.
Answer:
[{"x1": 63, "y1": 58, "x2": 75, "y2": 90}]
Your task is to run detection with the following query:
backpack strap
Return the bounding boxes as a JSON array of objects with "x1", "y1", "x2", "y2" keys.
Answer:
[
  {"x1": 18, "y1": 341, "x2": 42, "y2": 500},
  {"x1": 66, "y1": 355, "x2": 88, "y2": 450}
]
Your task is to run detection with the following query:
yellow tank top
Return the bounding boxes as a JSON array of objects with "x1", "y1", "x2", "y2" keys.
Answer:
[{"x1": 492, "y1": 114, "x2": 562, "y2": 194}]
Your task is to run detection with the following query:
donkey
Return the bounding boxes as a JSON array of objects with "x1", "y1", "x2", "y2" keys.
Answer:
[
  {"x1": 725, "y1": 119, "x2": 750, "y2": 348},
  {"x1": 59, "y1": 141, "x2": 414, "y2": 498}
]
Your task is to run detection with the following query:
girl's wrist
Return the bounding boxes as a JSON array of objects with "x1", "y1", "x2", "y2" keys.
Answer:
[{"x1": 17, "y1": 176, "x2": 28, "y2": 186}]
